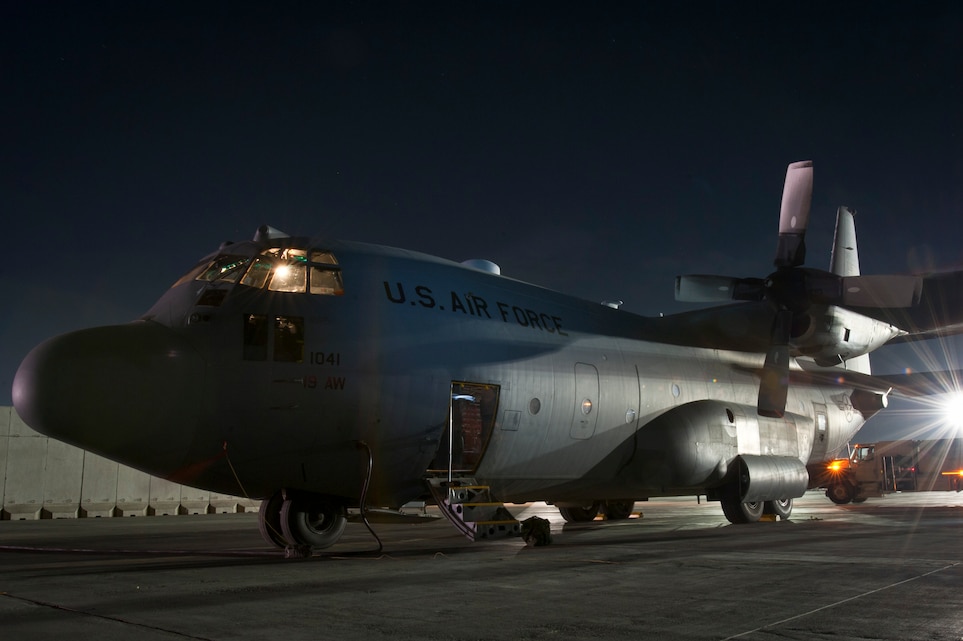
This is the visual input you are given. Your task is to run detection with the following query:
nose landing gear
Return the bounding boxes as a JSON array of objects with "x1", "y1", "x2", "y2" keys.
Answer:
[{"x1": 258, "y1": 489, "x2": 348, "y2": 552}]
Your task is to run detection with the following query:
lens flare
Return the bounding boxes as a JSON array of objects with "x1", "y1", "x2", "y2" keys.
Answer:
[
  {"x1": 941, "y1": 392, "x2": 963, "y2": 430},
  {"x1": 872, "y1": 334, "x2": 963, "y2": 439}
]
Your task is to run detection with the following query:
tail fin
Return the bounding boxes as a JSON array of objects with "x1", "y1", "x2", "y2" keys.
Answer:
[
  {"x1": 831, "y1": 206, "x2": 872, "y2": 375},
  {"x1": 830, "y1": 206, "x2": 860, "y2": 277}
]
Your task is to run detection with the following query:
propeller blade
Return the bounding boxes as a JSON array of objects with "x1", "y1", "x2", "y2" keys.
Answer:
[
  {"x1": 675, "y1": 275, "x2": 766, "y2": 303},
  {"x1": 758, "y1": 310, "x2": 792, "y2": 418},
  {"x1": 839, "y1": 275, "x2": 923, "y2": 308},
  {"x1": 774, "y1": 160, "x2": 813, "y2": 268}
]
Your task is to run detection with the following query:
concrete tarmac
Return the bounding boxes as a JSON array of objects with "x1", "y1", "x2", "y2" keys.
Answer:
[{"x1": 2, "y1": 490, "x2": 963, "y2": 640}]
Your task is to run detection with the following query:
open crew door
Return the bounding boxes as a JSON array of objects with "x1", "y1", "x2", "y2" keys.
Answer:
[
  {"x1": 427, "y1": 381, "x2": 501, "y2": 478},
  {"x1": 424, "y1": 381, "x2": 519, "y2": 541}
]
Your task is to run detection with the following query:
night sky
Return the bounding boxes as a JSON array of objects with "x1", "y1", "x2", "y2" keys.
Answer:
[{"x1": 4, "y1": 2, "x2": 963, "y2": 440}]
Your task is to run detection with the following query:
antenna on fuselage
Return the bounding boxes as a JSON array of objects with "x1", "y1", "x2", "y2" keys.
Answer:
[{"x1": 254, "y1": 225, "x2": 291, "y2": 242}]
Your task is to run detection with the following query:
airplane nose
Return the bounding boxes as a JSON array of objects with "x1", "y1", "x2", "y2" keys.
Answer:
[{"x1": 12, "y1": 321, "x2": 207, "y2": 469}]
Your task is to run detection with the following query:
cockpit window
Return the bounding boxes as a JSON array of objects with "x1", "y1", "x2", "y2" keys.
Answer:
[
  {"x1": 245, "y1": 247, "x2": 343, "y2": 295},
  {"x1": 307, "y1": 250, "x2": 343, "y2": 294},
  {"x1": 171, "y1": 255, "x2": 251, "y2": 289},
  {"x1": 198, "y1": 255, "x2": 251, "y2": 283},
  {"x1": 183, "y1": 246, "x2": 344, "y2": 295},
  {"x1": 311, "y1": 250, "x2": 337, "y2": 265},
  {"x1": 310, "y1": 265, "x2": 343, "y2": 294},
  {"x1": 240, "y1": 257, "x2": 272, "y2": 289},
  {"x1": 270, "y1": 262, "x2": 307, "y2": 293}
]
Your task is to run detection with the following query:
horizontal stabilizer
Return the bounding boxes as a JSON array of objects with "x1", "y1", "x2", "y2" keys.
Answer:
[{"x1": 787, "y1": 365, "x2": 963, "y2": 399}]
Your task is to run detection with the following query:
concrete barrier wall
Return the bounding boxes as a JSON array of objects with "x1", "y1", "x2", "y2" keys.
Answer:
[{"x1": 0, "y1": 407, "x2": 260, "y2": 520}]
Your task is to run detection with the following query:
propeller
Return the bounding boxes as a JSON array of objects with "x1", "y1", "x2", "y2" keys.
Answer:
[
  {"x1": 774, "y1": 160, "x2": 814, "y2": 268},
  {"x1": 675, "y1": 161, "x2": 922, "y2": 418}
]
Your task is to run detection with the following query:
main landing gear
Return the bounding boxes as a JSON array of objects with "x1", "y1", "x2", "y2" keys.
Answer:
[
  {"x1": 557, "y1": 500, "x2": 636, "y2": 523},
  {"x1": 716, "y1": 456, "x2": 803, "y2": 524},
  {"x1": 258, "y1": 490, "x2": 348, "y2": 551},
  {"x1": 719, "y1": 490, "x2": 794, "y2": 524}
]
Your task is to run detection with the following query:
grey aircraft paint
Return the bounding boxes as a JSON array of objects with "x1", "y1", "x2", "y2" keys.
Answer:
[{"x1": 13, "y1": 163, "x2": 962, "y2": 550}]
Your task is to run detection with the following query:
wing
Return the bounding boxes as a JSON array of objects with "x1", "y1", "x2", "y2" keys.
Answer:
[{"x1": 650, "y1": 302, "x2": 775, "y2": 353}]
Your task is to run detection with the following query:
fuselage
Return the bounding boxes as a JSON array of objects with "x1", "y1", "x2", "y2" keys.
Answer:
[{"x1": 13, "y1": 233, "x2": 867, "y2": 510}]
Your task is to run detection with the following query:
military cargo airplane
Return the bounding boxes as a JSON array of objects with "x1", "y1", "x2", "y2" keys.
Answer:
[{"x1": 12, "y1": 161, "x2": 963, "y2": 551}]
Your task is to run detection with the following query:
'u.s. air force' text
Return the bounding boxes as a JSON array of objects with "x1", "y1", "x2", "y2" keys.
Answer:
[{"x1": 383, "y1": 282, "x2": 568, "y2": 336}]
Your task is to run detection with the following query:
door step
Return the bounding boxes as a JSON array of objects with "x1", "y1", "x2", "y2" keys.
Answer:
[{"x1": 426, "y1": 478, "x2": 520, "y2": 541}]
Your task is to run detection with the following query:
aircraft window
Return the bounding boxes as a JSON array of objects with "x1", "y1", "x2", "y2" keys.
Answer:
[
  {"x1": 308, "y1": 250, "x2": 344, "y2": 295},
  {"x1": 311, "y1": 250, "x2": 338, "y2": 265},
  {"x1": 261, "y1": 247, "x2": 308, "y2": 263},
  {"x1": 240, "y1": 257, "x2": 273, "y2": 289},
  {"x1": 310, "y1": 266, "x2": 344, "y2": 295},
  {"x1": 269, "y1": 263, "x2": 307, "y2": 293},
  {"x1": 274, "y1": 315, "x2": 304, "y2": 363},
  {"x1": 198, "y1": 255, "x2": 251, "y2": 283},
  {"x1": 243, "y1": 314, "x2": 269, "y2": 361},
  {"x1": 235, "y1": 247, "x2": 344, "y2": 295},
  {"x1": 817, "y1": 412, "x2": 827, "y2": 432}
]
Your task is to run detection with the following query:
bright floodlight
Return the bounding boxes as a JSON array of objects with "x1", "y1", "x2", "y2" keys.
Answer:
[{"x1": 941, "y1": 392, "x2": 963, "y2": 429}]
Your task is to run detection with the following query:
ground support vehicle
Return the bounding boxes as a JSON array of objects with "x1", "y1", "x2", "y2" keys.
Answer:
[{"x1": 812, "y1": 439, "x2": 963, "y2": 504}]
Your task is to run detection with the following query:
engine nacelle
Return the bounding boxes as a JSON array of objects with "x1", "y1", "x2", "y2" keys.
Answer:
[
  {"x1": 626, "y1": 400, "x2": 808, "y2": 492},
  {"x1": 729, "y1": 454, "x2": 809, "y2": 503},
  {"x1": 791, "y1": 305, "x2": 903, "y2": 366}
]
